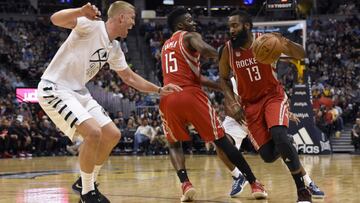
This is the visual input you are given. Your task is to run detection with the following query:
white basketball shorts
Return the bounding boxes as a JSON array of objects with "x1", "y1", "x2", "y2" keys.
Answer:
[
  {"x1": 37, "y1": 80, "x2": 111, "y2": 140},
  {"x1": 222, "y1": 116, "x2": 249, "y2": 149}
]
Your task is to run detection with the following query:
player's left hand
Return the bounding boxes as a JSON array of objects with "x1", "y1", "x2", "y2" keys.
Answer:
[
  {"x1": 271, "y1": 32, "x2": 285, "y2": 41},
  {"x1": 271, "y1": 32, "x2": 290, "y2": 52},
  {"x1": 80, "y1": 3, "x2": 101, "y2": 20},
  {"x1": 289, "y1": 112, "x2": 300, "y2": 125},
  {"x1": 159, "y1": 83, "x2": 183, "y2": 96}
]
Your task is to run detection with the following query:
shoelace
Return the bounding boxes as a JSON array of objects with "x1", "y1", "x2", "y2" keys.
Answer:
[
  {"x1": 232, "y1": 178, "x2": 243, "y2": 190},
  {"x1": 252, "y1": 182, "x2": 265, "y2": 190},
  {"x1": 310, "y1": 183, "x2": 320, "y2": 192},
  {"x1": 182, "y1": 183, "x2": 192, "y2": 192}
]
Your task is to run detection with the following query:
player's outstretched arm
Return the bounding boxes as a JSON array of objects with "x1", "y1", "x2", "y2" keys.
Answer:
[
  {"x1": 184, "y1": 32, "x2": 218, "y2": 59},
  {"x1": 116, "y1": 68, "x2": 182, "y2": 96},
  {"x1": 50, "y1": 2, "x2": 101, "y2": 29},
  {"x1": 272, "y1": 33, "x2": 306, "y2": 60}
]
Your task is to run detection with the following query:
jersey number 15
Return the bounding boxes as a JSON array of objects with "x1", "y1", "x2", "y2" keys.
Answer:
[{"x1": 165, "y1": 52, "x2": 178, "y2": 73}]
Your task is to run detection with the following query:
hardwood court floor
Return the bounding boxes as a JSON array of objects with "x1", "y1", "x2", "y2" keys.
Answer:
[{"x1": 0, "y1": 154, "x2": 359, "y2": 203}]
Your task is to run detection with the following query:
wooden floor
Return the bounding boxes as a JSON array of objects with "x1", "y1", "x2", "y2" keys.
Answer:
[{"x1": 0, "y1": 154, "x2": 359, "y2": 203}]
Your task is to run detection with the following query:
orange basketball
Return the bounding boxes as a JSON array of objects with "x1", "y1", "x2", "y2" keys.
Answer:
[{"x1": 252, "y1": 33, "x2": 283, "y2": 64}]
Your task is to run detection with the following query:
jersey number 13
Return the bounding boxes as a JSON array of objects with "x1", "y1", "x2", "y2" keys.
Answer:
[{"x1": 246, "y1": 65, "x2": 261, "y2": 82}]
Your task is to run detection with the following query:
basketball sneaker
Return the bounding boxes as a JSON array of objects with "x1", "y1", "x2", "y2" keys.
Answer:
[
  {"x1": 307, "y1": 182, "x2": 325, "y2": 199},
  {"x1": 80, "y1": 190, "x2": 103, "y2": 203},
  {"x1": 72, "y1": 177, "x2": 83, "y2": 194},
  {"x1": 250, "y1": 180, "x2": 268, "y2": 199},
  {"x1": 72, "y1": 177, "x2": 110, "y2": 203},
  {"x1": 230, "y1": 174, "x2": 248, "y2": 197},
  {"x1": 181, "y1": 181, "x2": 196, "y2": 202},
  {"x1": 297, "y1": 187, "x2": 312, "y2": 203}
]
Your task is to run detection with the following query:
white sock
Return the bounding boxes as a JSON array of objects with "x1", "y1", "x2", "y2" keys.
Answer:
[
  {"x1": 230, "y1": 167, "x2": 242, "y2": 178},
  {"x1": 302, "y1": 173, "x2": 312, "y2": 187},
  {"x1": 93, "y1": 164, "x2": 103, "y2": 182},
  {"x1": 81, "y1": 170, "x2": 95, "y2": 195}
]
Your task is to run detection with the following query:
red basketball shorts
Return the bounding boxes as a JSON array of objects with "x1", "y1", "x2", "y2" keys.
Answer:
[
  {"x1": 159, "y1": 86, "x2": 225, "y2": 143},
  {"x1": 244, "y1": 86, "x2": 289, "y2": 150}
]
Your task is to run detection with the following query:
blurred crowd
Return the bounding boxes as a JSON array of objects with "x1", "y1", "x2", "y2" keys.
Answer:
[{"x1": 307, "y1": 15, "x2": 360, "y2": 138}]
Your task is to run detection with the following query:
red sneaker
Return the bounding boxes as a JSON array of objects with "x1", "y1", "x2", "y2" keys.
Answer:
[
  {"x1": 2, "y1": 152, "x2": 12, "y2": 158},
  {"x1": 297, "y1": 187, "x2": 312, "y2": 203},
  {"x1": 250, "y1": 180, "x2": 268, "y2": 199},
  {"x1": 181, "y1": 181, "x2": 196, "y2": 202}
]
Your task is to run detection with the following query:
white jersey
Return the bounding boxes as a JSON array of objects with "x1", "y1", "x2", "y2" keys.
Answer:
[
  {"x1": 230, "y1": 77, "x2": 238, "y2": 96},
  {"x1": 41, "y1": 17, "x2": 128, "y2": 90}
]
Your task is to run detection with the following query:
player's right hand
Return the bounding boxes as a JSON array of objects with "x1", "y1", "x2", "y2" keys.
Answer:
[
  {"x1": 80, "y1": 3, "x2": 101, "y2": 20},
  {"x1": 159, "y1": 83, "x2": 183, "y2": 96},
  {"x1": 231, "y1": 103, "x2": 246, "y2": 125}
]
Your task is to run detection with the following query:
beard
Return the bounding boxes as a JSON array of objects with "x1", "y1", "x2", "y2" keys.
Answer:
[{"x1": 230, "y1": 27, "x2": 250, "y2": 49}]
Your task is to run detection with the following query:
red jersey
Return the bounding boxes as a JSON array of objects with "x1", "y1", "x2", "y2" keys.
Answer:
[
  {"x1": 161, "y1": 31, "x2": 201, "y2": 88},
  {"x1": 226, "y1": 39, "x2": 280, "y2": 103}
]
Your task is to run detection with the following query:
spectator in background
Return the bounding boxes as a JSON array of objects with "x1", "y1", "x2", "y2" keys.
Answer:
[
  {"x1": 133, "y1": 118, "x2": 155, "y2": 154},
  {"x1": 66, "y1": 136, "x2": 83, "y2": 156},
  {"x1": 29, "y1": 120, "x2": 46, "y2": 156},
  {"x1": 0, "y1": 116, "x2": 12, "y2": 158},
  {"x1": 148, "y1": 120, "x2": 168, "y2": 155},
  {"x1": 115, "y1": 111, "x2": 127, "y2": 130},
  {"x1": 351, "y1": 118, "x2": 360, "y2": 152},
  {"x1": 7, "y1": 115, "x2": 31, "y2": 157}
]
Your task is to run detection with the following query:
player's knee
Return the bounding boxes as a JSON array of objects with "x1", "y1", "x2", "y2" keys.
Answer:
[
  {"x1": 270, "y1": 126, "x2": 289, "y2": 144},
  {"x1": 225, "y1": 134, "x2": 235, "y2": 146},
  {"x1": 84, "y1": 128, "x2": 102, "y2": 145},
  {"x1": 109, "y1": 129, "x2": 121, "y2": 144},
  {"x1": 258, "y1": 141, "x2": 280, "y2": 163},
  {"x1": 259, "y1": 150, "x2": 278, "y2": 163}
]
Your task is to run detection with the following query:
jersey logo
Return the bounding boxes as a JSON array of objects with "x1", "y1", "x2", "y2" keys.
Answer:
[
  {"x1": 235, "y1": 52, "x2": 241, "y2": 57},
  {"x1": 87, "y1": 48, "x2": 109, "y2": 78}
]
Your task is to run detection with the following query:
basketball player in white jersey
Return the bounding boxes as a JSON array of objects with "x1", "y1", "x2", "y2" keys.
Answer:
[{"x1": 37, "y1": 1, "x2": 181, "y2": 202}]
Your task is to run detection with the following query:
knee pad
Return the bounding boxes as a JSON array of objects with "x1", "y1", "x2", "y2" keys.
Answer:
[
  {"x1": 270, "y1": 126, "x2": 301, "y2": 171},
  {"x1": 260, "y1": 151, "x2": 278, "y2": 163},
  {"x1": 259, "y1": 141, "x2": 280, "y2": 163},
  {"x1": 270, "y1": 126, "x2": 289, "y2": 144}
]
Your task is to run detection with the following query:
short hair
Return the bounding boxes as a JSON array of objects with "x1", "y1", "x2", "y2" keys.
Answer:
[
  {"x1": 167, "y1": 8, "x2": 188, "y2": 32},
  {"x1": 107, "y1": 1, "x2": 134, "y2": 18},
  {"x1": 229, "y1": 10, "x2": 253, "y2": 29}
]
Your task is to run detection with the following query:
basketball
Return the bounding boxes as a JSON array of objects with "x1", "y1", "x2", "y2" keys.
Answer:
[{"x1": 252, "y1": 33, "x2": 283, "y2": 64}]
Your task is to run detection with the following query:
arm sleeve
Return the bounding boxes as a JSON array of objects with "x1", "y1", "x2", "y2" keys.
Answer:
[{"x1": 109, "y1": 40, "x2": 129, "y2": 71}]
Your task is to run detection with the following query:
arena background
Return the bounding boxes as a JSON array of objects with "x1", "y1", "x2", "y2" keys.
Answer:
[{"x1": 0, "y1": 0, "x2": 359, "y2": 203}]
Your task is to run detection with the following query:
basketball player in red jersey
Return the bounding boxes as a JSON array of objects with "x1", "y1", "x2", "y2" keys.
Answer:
[
  {"x1": 160, "y1": 8, "x2": 266, "y2": 202},
  {"x1": 219, "y1": 10, "x2": 325, "y2": 203}
]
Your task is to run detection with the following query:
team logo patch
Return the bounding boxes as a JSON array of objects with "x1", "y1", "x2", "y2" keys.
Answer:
[
  {"x1": 87, "y1": 48, "x2": 109, "y2": 79},
  {"x1": 235, "y1": 52, "x2": 241, "y2": 57}
]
